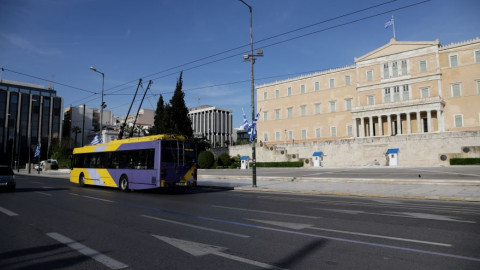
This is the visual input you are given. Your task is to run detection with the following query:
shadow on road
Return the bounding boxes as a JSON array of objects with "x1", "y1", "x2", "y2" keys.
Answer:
[{"x1": 275, "y1": 239, "x2": 329, "y2": 269}]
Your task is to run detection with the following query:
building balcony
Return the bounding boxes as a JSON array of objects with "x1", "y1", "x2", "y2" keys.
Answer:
[{"x1": 352, "y1": 96, "x2": 445, "y2": 114}]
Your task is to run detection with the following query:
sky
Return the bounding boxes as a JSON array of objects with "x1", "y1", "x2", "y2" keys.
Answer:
[{"x1": 1, "y1": 0, "x2": 479, "y2": 128}]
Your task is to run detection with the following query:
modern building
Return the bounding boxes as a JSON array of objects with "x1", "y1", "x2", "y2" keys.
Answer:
[
  {"x1": 63, "y1": 105, "x2": 113, "y2": 147},
  {"x1": 257, "y1": 37, "x2": 480, "y2": 143},
  {"x1": 188, "y1": 105, "x2": 233, "y2": 147},
  {"x1": 116, "y1": 108, "x2": 154, "y2": 129},
  {"x1": 0, "y1": 80, "x2": 63, "y2": 167}
]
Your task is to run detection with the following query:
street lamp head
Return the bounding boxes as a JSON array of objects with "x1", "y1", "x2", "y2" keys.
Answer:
[
  {"x1": 243, "y1": 55, "x2": 249, "y2": 60},
  {"x1": 90, "y1": 67, "x2": 97, "y2": 72},
  {"x1": 256, "y1": 49, "x2": 263, "y2": 55}
]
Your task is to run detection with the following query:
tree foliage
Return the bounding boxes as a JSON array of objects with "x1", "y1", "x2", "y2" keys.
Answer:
[
  {"x1": 217, "y1": 152, "x2": 232, "y2": 168},
  {"x1": 198, "y1": 151, "x2": 215, "y2": 169},
  {"x1": 151, "y1": 72, "x2": 193, "y2": 138}
]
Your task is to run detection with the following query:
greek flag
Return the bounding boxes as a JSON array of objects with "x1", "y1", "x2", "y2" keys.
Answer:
[
  {"x1": 242, "y1": 108, "x2": 250, "y2": 131},
  {"x1": 90, "y1": 134, "x2": 102, "y2": 145},
  {"x1": 384, "y1": 17, "x2": 394, "y2": 28},
  {"x1": 249, "y1": 109, "x2": 261, "y2": 142},
  {"x1": 34, "y1": 145, "x2": 41, "y2": 158}
]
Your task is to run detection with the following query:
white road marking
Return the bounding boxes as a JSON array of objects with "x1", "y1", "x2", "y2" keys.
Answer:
[
  {"x1": 142, "y1": 215, "x2": 249, "y2": 238},
  {"x1": 213, "y1": 205, "x2": 320, "y2": 219},
  {"x1": 68, "y1": 193, "x2": 114, "y2": 203},
  {"x1": 412, "y1": 168, "x2": 480, "y2": 178},
  {"x1": 35, "y1": 191, "x2": 52, "y2": 196},
  {"x1": 0, "y1": 206, "x2": 18, "y2": 216},
  {"x1": 153, "y1": 235, "x2": 286, "y2": 270},
  {"x1": 249, "y1": 219, "x2": 452, "y2": 247},
  {"x1": 46, "y1": 232, "x2": 128, "y2": 269}
]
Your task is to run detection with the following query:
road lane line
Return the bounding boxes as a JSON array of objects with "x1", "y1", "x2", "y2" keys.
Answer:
[
  {"x1": 0, "y1": 206, "x2": 18, "y2": 216},
  {"x1": 142, "y1": 215, "x2": 249, "y2": 238},
  {"x1": 35, "y1": 191, "x2": 53, "y2": 197},
  {"x1": 68, "y1": 193, "x2": 115, "y2": 203},
  {"x1": 213, "y1": 205, "x2": 321, "y2": 219},
  {"x1": 46, "y1": 232, "x2": 128, "y2": 269}
]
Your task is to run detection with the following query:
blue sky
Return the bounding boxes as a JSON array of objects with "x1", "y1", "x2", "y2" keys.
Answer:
[{"x1": 1, "y1": 0, "x2": 479, "y2": 127}]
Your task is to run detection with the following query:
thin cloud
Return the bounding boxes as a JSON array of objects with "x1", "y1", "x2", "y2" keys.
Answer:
[{"x1": 3, "y1": 34, "x2": 62, "y2": 56}]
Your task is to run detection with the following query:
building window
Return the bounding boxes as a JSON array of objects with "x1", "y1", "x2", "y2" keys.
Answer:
[
  {"x1": 329, "y1": 78, "x2": 335, "y2": 89},
  {"x1": 314, "y1": 103, "x2": 321, "y2": 114},
  {"x1": 301, "y1": 129, "x2": 307, "y2": 139},
  {"x1": 477, "y1": 80, "x2": 480, "y2": 94},
  {"x1": 392, "y1": 62, "x2": 398, "y2": 77},
  {"x1": 451, "y1": 83, "x2": 461, "y2": 97},
  {"x1": 366, "y1": 70, "x2": 373, "y2": 81},
  {"x1": 421, "y1": 87, "x2": 430, "y2": 98},
  {"x1": 393, "y1": 86, "x2": 400, "y2": 101},
  {"x1": 300, "y1": 105, "x2": 306, "y2": 116},
  {"x1": 367, "y1": 95, "x2": 375, "y2": 105},
  {"x1": 330, "y1": 126, "x2": 337, "y2": 137},
  {"x1": 345, "y1": 98, "x2": 352, "y2": 111},
  {"x1": 402, "y1": 85, "x2": 409, "y2": 100},
  {"x1": 288, "y1": 130, "x2": 293, "y2": 140},
  {"x1": 329, "y1": 101, "x2": 336, "y2": 112},
  {"x1": 476, "y1": 50, "x2": 480, "y2": 63},
  {"x1": 315, "y1": 128, "x2": 321, "y2": 138},
  {"x1": 383, "y1": 63, "x2": 389, "y2": 78},
  {"x1": 275, "y1": 89, "x2": 279, "y2": 99},
  {"x1": 384, "y1": 87, "x2": 391, "y2": 102},
  {"x1": 300, "y1": 84, "x2": 306, "y2": 94},
  {"x1": 345, "y1": 75, "x2": 351, "y2": 86},
  {"x1": 287, "y1": 107, "x2": 293, "y2": 118},
  {"x1": 454, "y1": 114, "x2": 463, "y2": 127},
  {"x1": 420, "y1": 60, "x2": 427, "y2": 72},
  {"x1": 275, "y1": 109, "x2": 280, "y2": 120},
  {"x1": 263, "y1": 111, "x2": 268, "y2": 121},
  {"x1": 347, "y1": 125, "x2": 353, "y2": 136},
  {"x1": 450, "y1": 55, "x2": 458, "y2": 67},
  {"x1": 401, "y1": 60, "x2": 407, "y2": 75},
  {"x1": 314, "y1": 81, "x2": 320, "y2": 91},
  {"x1": 264, "y1": 133, "x2": 269, "y2": 142},
  {"x1": 275, "y1": 131, "x2": 280, "y2": 141},
  {"x1": 263, "y1": 91, "x2": 268, "y2": 100},
  {"x1": 287, "y1": 87, "x2": 292, "y2": 96}
]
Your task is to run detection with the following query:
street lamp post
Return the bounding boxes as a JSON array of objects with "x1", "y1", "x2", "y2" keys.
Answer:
[
  {"x1": 238, "y1": 0, "x2": 263, "y2": 188},
  {"x1": 90, "y1": 67, "x2": 105, "y2": 139}
]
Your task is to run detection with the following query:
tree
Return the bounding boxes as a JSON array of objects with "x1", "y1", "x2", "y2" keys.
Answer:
[
  {"x1": 166, "y1": 72, "x2": 193, "y2": 138},
  {"x1": 151, "y1": 95, "x2": 166, "y2": 135},
  {"x1": 198, "y1": 151, "x2": 215, "y2": 169}
]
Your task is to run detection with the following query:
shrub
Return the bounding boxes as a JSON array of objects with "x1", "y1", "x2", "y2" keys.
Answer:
[
  {"x1": 198, "y1": 151, "x2": 215, "y2": 169},
  {"x1": 450, "y1": 158, "x2": 480, "y2": 165},
  {"x1": 253, "y1": 161, "x2": 304, "y2": 168},
  {"x1": 217, "y1": 153, "x2": 232, "y2": 168}
]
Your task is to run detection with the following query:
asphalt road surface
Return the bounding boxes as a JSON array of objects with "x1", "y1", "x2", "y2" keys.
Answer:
[{"x1": 1, "y1": 174, "x2": 479, "y2": 269}]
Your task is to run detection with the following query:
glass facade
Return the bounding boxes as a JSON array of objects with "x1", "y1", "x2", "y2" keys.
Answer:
[{"x1": 0, "y1": 81, "x2": 62, "y2": 167}]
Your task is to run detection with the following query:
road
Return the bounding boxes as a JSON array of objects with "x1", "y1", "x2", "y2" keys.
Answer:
[{"x1": 1, "y1": 174, "x2": 479, "y2": 269}]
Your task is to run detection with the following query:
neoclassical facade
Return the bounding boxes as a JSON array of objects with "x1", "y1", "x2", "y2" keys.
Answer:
[{"x1": 257, "y1": 38, "x2": 480, "y2": 144}]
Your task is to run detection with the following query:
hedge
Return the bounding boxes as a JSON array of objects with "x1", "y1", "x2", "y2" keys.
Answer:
[
  {"x1": 252, "y1": 161, "x2": 303, "y2": 168},
  {"x1": 450, "y1": 158, "x2": 480, "y2": 165}
]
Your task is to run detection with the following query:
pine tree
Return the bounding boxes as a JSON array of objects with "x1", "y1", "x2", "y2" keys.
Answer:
[{"x1": 166, "y1": 72, "x2": 193, "y2": 138}]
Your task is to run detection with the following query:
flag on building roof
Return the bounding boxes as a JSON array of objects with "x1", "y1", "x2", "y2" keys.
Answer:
[
  {"x1": 34, "y1": 144, "x2": 41, "y2": 158},
  {"x1": 384, "y1": 17, "x2": 394, "y2": 28}
]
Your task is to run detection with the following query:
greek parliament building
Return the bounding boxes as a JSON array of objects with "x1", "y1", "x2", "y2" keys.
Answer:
[
  {"x1": 231, "y1": 37, "x2": 480, "y2": 166},
  {"x1": 0, "y1": 80, "x2": 63, "y2": 167},
  {"x1": 188, "y1": 105, "x2": 233, "y2": 148}
]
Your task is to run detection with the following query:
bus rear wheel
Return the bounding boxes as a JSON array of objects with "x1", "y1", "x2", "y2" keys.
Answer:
[
  {"x1": 79, "y1": 174, "x2": 85, "y2": 187},
  {"x1": 119, "y1": 175, "x2": 129, "y2": 192}
]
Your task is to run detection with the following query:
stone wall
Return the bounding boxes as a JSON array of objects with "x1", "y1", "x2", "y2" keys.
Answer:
[{"x1": 229, "y1": 131, "x2": 480, "y2": 167}]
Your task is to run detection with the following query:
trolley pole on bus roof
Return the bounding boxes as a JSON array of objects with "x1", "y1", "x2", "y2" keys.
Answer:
[{"x1": 238, "y1": 0, "x2": 263, "y2": 188}]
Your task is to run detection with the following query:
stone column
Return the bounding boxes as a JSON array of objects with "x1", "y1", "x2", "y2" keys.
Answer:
[
  {"x1": 396, "y1": 113, "x2": 401, "y2": 135},
  {"x1": 360, "y1": 117, "x2": 365, "y2": 137},
  {"x1": 427, "y1": 110, "x2": 432, "y2": 133},
  {"x1": 416, "y1": 111, "x2": 421, "y2": 133},
  {"x1": 369, "y1": 116, "x2": 374, "y2": 137},
  {"x1": 387, "y1": 115, "x2": 392, "y2": 135},
  {"x1": 437, "y1": 109, "x2": 444, "y2": 132},
  {"x1": 378, "y1": 115, "x2": 383, "y2": 136},
  {"x1": 353, "y1": 118, "x2": 358, "y2": 137},
  {"x1": 406, "y1": 112, "x2": 411, "y2": 134}
]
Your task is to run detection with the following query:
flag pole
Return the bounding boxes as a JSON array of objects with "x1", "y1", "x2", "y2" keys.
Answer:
[{"x1": 392, "y1": 16, "x2": 396, "y2": 39}]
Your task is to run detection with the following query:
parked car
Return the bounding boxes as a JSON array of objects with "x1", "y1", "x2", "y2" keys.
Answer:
[
  {"x1": 0, "y1": 165, "x2": 15, "y2": 192},
  {"x1": 34, "y1": 159, "x2": 59, "y2": 171}
]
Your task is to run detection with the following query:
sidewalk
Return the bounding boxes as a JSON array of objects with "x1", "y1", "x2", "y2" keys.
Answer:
[{"x1": 16, "y1": 169, "x2": 480, "y2": 202}]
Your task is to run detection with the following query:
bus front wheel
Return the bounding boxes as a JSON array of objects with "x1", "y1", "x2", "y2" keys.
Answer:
[
  {"x1": 119, "y1": 175, "x2": 129, "y2": 192},
  {"x1": 79, "y1": 174, "x2": 85, "y2": 187}
]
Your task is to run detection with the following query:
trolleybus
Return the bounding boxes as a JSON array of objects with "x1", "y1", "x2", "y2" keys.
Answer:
[{"x1": 70, "y1": 134, "x2": 197, "y2": 191}]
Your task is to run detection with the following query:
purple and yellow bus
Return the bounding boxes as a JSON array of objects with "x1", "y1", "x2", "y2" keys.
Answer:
[{"x1": 70, "y1": 134, "x2": 197, "y2": 191}]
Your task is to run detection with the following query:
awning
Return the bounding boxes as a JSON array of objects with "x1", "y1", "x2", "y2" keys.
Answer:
[
  {"x1": 386, "y1": 148, "x2": 399, "y2": 154},
  {"x1": 312, "y1": 152, "x2": 323, "y2": 156},
  {"x1": 240, "y1": 156, "x2": 250, "y2": 160}
]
